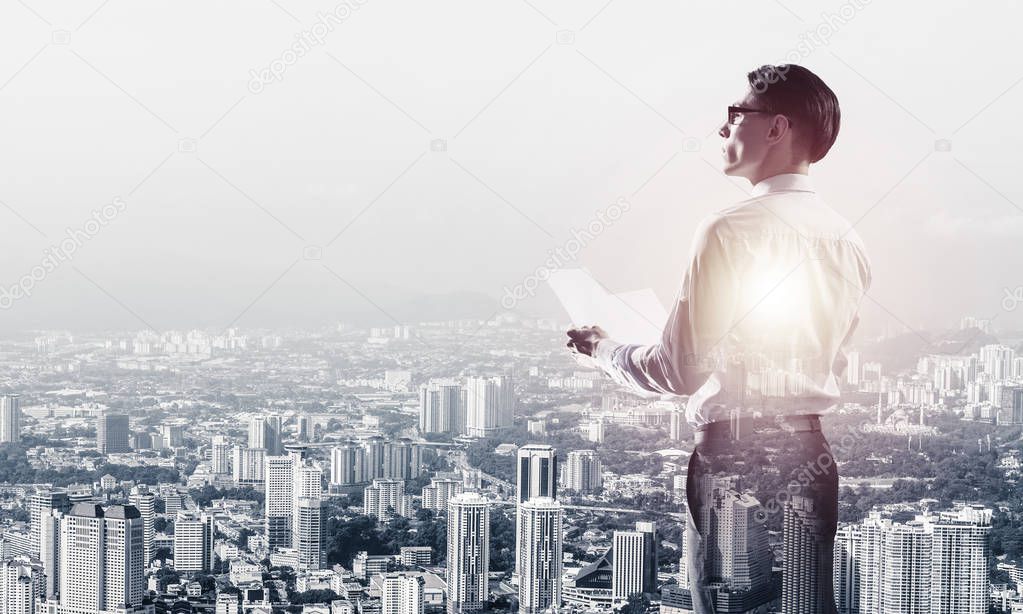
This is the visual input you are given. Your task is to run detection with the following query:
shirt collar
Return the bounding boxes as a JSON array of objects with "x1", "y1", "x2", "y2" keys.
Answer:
[{"x1": 750, "y1": 173, "x2": 814, "y2": 197}]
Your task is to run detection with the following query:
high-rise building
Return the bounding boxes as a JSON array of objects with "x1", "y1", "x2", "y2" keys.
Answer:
[
  {"x1": 385, "y1": 439, "x2": 422, "y2": 481},
  {"x1": 999, "y1": 385, "x2": 1023, "y2": 425},
  {"x1": 174, "y1": 510, "x2": 214, "y2": 573},
  {"x1": 56, "y1": 503, "x2": 145, "y2": 614},
  {"x1": 0, "y1": 555, "x2": 45, "y2": 614},
  {"x1": 447, "y1": 493, "x2": 490, "y2": 614},
  {"x1": 0, "y1": 394, "x2": 22, "y2": 444},
  {"x1": 293, "y1": 498, "x2": 327, "y2": 570},
  {"x1": 465, "y1": 376, "x2": 515, "y2": 437},
  {"x1": 833, "y1": 504, "x2": 991, "y2": 614},
  {"x1": 680, "y1": 475, "x2": 775, "y2": 610},
  {"x1": 264, "y1": 455, "x2": 294, "y2": 551},
  {"x1": 211, "y1": 436, "x2": 232, "y2": 475},
  {"x1": 611, "y1": 522, "x2": 657, "y2": 605},
  {"x1": 232, "y1": 446, "x2": 266, "y2": 486},
  {"x1": 833, "y1": 525, "x2": 860, "y2": 614},
  {"x1": 248, "y1": 415, "x2": 283, "y2": 456},
  {"x1": 127, "y1": 486, "x2": 155, "y2": 563},
  {"x1": 422, "y1": 478, "x2": 463, "y2": 512},
  {"x1": 564, "y1": 450, "x2": 602, "y2": 494},
  {"x1": 515, "y1": 445, "x2": 556, "y2": 581},
  {"x1": 364, "y1": 479, "x2": 410, "y2": 522},
  {"x1": 297, "y1": 415, "x2": 314, "y2": 442},
  {"x1": 330, "y1": 442, "x2": 366, "y2": 486},
  {"x1": 364, "y1": 436, "x2": 388, "y2": 481},
  {"x1": 159, "y1": 424, "x2": 183, "y2": 448},
  {"x1": 29, "y1": 489, "x2": 69, "y2": 558},
  {"x1": 419, "y1": 381, "x2": 462, "y2": 434},
  {"x1": 517, "y1": 497, "x2": 562, "y2": 614},
  {"x1": 380, "y1": 573, "x2": 425, "y2": 614},
  {"x1": 38, "y1": 508, "x2": 62, "y2": 599},
  {"x1": 96, "y1": 412, "x2": 130, "y2": 454},
  {"x1": 782, "y1": 496, "x2": 833, "y2": 612}
]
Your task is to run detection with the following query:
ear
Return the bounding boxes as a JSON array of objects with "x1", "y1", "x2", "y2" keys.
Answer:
[{"x1": 765, "y1": 115, "x2": 792, "y2": 145}]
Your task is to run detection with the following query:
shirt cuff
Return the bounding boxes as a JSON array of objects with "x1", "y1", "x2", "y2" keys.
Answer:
[{"x1": 594, "y1": 339, "x2": 623, "y2": 372}]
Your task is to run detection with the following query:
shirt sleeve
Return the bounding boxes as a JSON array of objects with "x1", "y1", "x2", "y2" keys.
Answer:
[{"x1": 594, "y1": 215, "x2": 739, "y2": 396}]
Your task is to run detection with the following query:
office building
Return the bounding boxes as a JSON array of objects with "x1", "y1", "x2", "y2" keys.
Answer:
[
  {"x1": 446, "y1": 493, "x2": 490, "y2": 614},
  {"x1": 159, "y1": 424, "x2": 183, "y2": 448},
  {"x1": 297, "y1": 415, "x2": 314, "y2": 442},
  {"x1": 0, "y1": 394, "x2": 21, "y2": 444},
  {"x1": 55, "y1": 503, "x2": 145, "y2": 614},
  {"x1": 517, "y1": 497, "x2": 562, "y2": 614},
  {"x1": 515, "y1": 445, "x2": 557, "y2": 580},
  {"x1": 422, "y1": 478, "x2": 463, "y2": 512},
  {"x1": 174, "y1": 511, "x2": 214, "y2": 572},
  {"x1": 127, "y1": 486, "x2": 155, "y2": 563},
  {"x1": 96, "y1": 412, "x2": 130, "y2": 454},
  {"x1": 29, "y1": 489, "x2": 69, "y2": 558},
  {"x1": 782, "y1": 496, "x2": 832, "y2": 612},
  {"x1": 564, "y1": 450, "x2": 602, "y2": 494},
  {"x1": 380, "y1": 573, "x2": 425, "y2": 614},
  {"x1": 611, "y1": 522, "x2": 657, "y2": 605},
  {"x1": 264, "y1": 455, "x2": 294, "y2": 550}
]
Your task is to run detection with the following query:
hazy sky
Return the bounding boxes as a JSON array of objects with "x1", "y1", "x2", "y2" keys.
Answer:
[{"x1": 0, "y1": 0, "x2": 1021, "y2": 337}]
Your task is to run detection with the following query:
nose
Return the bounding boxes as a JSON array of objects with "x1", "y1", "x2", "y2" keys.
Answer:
[{"x1": 718, "y1": 122, "x2": 730, "y2": 138}]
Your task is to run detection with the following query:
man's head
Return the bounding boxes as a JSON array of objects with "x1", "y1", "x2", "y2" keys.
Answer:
[{"x1": 718, "y1": 64, "x2": 840, "y2": 184}]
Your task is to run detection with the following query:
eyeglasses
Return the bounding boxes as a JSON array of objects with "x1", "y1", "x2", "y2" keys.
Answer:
[{"x1": 727, "y1": 105, "x2": 768, "y2": 126}]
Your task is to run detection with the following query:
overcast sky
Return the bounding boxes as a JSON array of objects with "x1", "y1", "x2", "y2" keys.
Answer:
[{"x1": 0, "y1": 0, "x2": 1020, "y2": 337}]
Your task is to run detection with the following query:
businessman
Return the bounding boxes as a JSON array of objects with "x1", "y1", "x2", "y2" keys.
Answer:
[{"x1": 567, "y1": 65, "x2": 870, "y2": 612}]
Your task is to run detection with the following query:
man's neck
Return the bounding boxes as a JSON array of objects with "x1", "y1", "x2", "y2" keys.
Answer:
[{"x1": 748, "y1": 162, "x2": 809, "y2": 186}]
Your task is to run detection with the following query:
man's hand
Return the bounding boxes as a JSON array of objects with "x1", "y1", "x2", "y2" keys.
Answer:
[{"x1": 566, "y1": 325, "x2": 608, "y2": 357}]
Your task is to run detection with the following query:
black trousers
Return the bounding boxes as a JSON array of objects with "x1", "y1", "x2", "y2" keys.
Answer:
[{"x1": 684, "y1": 426, "x2": 838, "y2": 614}]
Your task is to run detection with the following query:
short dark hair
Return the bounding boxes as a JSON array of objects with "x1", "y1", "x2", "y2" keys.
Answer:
[{"x1": 746, "y1": 64, "x2": 840, "y2": 163}]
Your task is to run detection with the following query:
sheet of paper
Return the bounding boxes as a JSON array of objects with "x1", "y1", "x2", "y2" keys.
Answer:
[{"x1": 548, "y1": 268, "x2": 668, "y2": 346}]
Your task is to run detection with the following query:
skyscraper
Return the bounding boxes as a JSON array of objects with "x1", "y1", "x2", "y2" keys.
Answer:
[
  {"x1": 611, "y1": 521, "x2": 657, "y2": 605},
  {"x1": 128, "y1": 485, "x2": 155, "y2": 564},
  {"x1": 248, "y1": 415, "x2": 283, "y2": 455},
  {"x1": 232, "y1": 446, "x2": 266, "y2": 486},
  {"x1": 264, "y1": 455, "x2": 294, "y2": 550},
  {"x1": 783, "y1": 496, "x2": 834, "y2": 613},
  {"x1": 464, "y1": 375, "x2": 515, "y2": 437},
  {"x1": 294, "y1": 498, "x2": 327, "y2": 570},
  {"x1": 0, "y1": 394, "x2": 21, "y2": 444},
  {"x1": 174, "y1": 510, "x2": 214, "y2": 573},
  {"x1": 29, "y1": 489, "x2": 69, "y2": 557},
  {"x1": 683, "y1": 475, "x2": 775, "y2": 609},
  {"x1": 330, "y1": 442, "x2": 366, "y2": 486},
  {"x1": 517, "y1": 497, "x2": 562, "y2": 614},
  {"x1": 385, "y1": 439, "x2": 422, "y2": 481},
  {"x1": 211, "y1": 436, "x2": 232, "y2": 475},
  {"x1": 56, "y1": 503, "x2": 145, "y2": 614},
  {"x1": 832, "y1": 504, "x2": 991, "y2": 614},
  {"x1": 564, "y1": 450, "x2": 602, "y2": 494},
  {"x1": 419, "y1": 381, "x2": 462, "y2": 434},
  {"x1": 0, "y1": 556, "x2": 45, "y2": 614},
  {"x1": 96, "y1": 411, "x2": 130, "y2": 454},
  {"x1": 380, "y1": 573, "x2": 425, "y2": 614},
  {"x1": 515, "y1": 445, "x2": 557, "y2": 581},
  {"x1": 38, "y1": 508, "x2": 62, "y2": 599},
  {"x1": 447, "y1": 493, "x2": 490, "y2": 614}
]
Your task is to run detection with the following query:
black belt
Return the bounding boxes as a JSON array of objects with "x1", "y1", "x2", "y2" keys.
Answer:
[{"x1": 694, "y1": 414, "x2": 821, "y2": 445}]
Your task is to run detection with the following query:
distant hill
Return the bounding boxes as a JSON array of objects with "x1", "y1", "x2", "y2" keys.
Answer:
[{"x1": 859, "y1": 327, "x2": 998, "y2": 372}]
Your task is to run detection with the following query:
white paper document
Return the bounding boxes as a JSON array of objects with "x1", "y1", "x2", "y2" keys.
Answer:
[{"x1": 548, "y1": 268, "x2": 668, "y2": 346}]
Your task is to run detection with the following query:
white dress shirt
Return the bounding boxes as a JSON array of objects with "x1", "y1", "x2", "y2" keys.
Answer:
[{"x1": 595, "y1": 173, "x2": 872, "y2": 426}]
